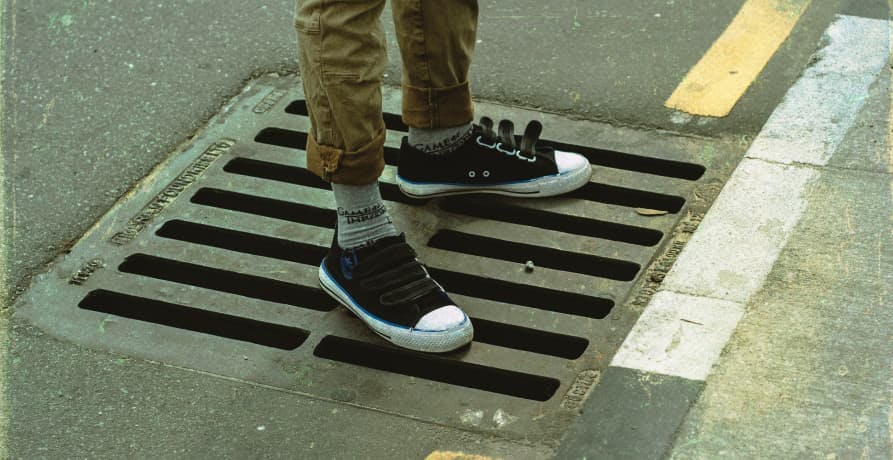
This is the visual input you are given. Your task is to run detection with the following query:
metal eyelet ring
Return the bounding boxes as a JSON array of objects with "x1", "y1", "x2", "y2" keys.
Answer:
[
  {"x1": 483, "y1": 170, "x2": 490, "y2": 177},
  {"x1": 468, "y1": 171, "x2": 476, "y2": 178}
]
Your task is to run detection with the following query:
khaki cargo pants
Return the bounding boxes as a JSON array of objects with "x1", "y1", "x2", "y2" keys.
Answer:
[{"x1": 295, "y1": 0, "x2": 478, "y2": 185}]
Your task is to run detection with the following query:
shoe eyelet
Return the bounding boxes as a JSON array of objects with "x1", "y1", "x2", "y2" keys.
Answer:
[
  {"x1": 496, "y1": 143, "x2": 516, "y2": 156},
  {"x1": 483, "y1": 170, "x2": 490, "y2": 177},
  {"x1": 468, "y1": 170, "x2": 476, "y2": 178},
  {"x1": 517, "y1": 152, "x2": 537, "y2": 163},
  {"x1": 476, "y1": 136, "x2": 497, "y2": 149}
]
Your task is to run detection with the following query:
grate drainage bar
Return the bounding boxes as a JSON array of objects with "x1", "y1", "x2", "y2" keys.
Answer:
[
  {"x1": 313, "y1": 335, "x2": 561, "y2": 401},
  {"x1": 119, "y1": 253, "x2": 337, "y2": 311},
  {"x1": 438, "y1": 197, "x2": 663, "y2": 246},
  {"x1": 79, "y1": 289, "x2": 308, "y2": 350},
  {"x1": 223, "y1": 157, "x2": 425, "y2": 206},
  {"x1": 428, "y1": 230, "x2": 640, "y2": 281},
  {"x1": 191, "y1": 187, "x2": 662, "y2": 247},
  {"x1": 114, "y1": 253, "x2": 588, "y2": 358},
  {"x1": 471, "y1": 317, "x2": 588, "y2": 359},
  {"x1": 223, "y1": 156, "x2": 685, "y2": 212},
  {"x1": 154, "y1": 220, "x2": 614, "y2": 318}
]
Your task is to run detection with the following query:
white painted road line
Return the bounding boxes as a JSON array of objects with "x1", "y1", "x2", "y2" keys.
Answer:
[
  {"x1": 748, "y1": 16, "x2": 890, "y2": 166},
  {"x1": 611, "y1": 292, "x2": 744, "y2": 381},
  {"x1": 612, "y1": 15, "x2": 891, "y2": 381},
  {"x1": 662, "y1": 160, "x2": 817, "y2": 303}
]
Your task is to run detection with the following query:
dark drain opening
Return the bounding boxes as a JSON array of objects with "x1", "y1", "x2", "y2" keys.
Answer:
[
  {"x1": 223, "y1": 157, "x2": 425, "y2": 206},
  {"x1": 79, "y1": 290, "x2": 308, "y2": 350},
  {"x1": 537, "y1": 139, "x2": 705, "y2": 181},
  {"x1": 125, "y1": 247, "x2": 589, "y2": 357},
  {"x1": 119, "y1": 254, "x2": 337, "y2": 312},
  {"x1": 192, "y1": 188, "x2": 660, "y2": 247},
  {"x1": 225, "y1": 156, "x2": 682, "y2": 212},
  {"x1": 157, "y1": 219, "x2": 327, "y2": 265},
  {"x1": 427, "y1": 269, "x2": 613, "y2": 319},
  {"x1": 285, "y1": 100, "x2": 705, "y2": 180},
  {"x1": 155, "y1": 220, "x2": 613, "y2": 318},
  {"x1": 569, "y1": 183, "x2": 685, "y2": 213},
  {"x1": 254, "y1": 127, "x2": 402, "y2": 166},
  {"x1": 440, "y1": 197, "x2": 662, "y2": 246},
  {"x1": 192, "y1": 188, "x2": 336, "y2": 228},
  {"x1": 255, "y1": 127, "x2": 307, "y2": 150},
  {"x1": 471, "y1": 317, "x2": 588, "y2": 359},
  {"x1": 429, "y1": 230, "x2": 640, "y2": 281},
  {"x1": 313, "y1": 335, "x2": 561, "y2": 401},
  {"x1": 121, "y1": 252, "x2": 585, "y2": 357}
]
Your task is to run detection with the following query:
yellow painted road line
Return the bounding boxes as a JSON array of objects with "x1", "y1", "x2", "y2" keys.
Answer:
[{"x1": 665, "y1": 0, "x2": 811, "y2": 117}]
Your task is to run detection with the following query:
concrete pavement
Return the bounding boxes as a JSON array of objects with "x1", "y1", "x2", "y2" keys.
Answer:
[{"x1": 668, "y1": 62, "x2": 893, "y2": 460}]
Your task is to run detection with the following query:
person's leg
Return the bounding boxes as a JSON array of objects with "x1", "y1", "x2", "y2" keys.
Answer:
[
  {"x1": 295, "y1": 0, "x2": 397, "y2": 250},
  {"x1": 391, "y1": 0, "x2": 477, "y2": 154},
  {"x1": 295, "y1": 0, "x2": 472, "y2": 352},
  {"x1": 391, "y1": 0, "x2": 592, "y2": 199}
]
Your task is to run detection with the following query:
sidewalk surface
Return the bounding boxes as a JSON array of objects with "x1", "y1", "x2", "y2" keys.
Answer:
[
  {"x1": 672, "y1": 65, "x2": 893, "y2": 458},
  {"x1": 3, "y1": 1, "x2": 892, "y2": 458}
]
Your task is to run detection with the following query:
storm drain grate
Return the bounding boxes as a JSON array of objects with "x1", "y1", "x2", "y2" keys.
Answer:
[{"x1": 14, "y1": 76, "x2": 732, "y2": 444}]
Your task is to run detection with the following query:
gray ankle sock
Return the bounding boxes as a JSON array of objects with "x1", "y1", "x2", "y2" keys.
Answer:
[
  {"x1": 332, "y1": 182, "x2": 399, "y2": 250},
  {"x1": 408, "y1": 122, "x2": 473, "y2": 155}
]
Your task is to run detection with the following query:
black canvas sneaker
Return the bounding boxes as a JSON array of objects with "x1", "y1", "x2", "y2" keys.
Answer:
[
  {"x1": 396, "y1": 117, "x2": 592, "y2": 198},
  {"x1": 318, "y1": 232, "x2": 474, "y2": 353}
]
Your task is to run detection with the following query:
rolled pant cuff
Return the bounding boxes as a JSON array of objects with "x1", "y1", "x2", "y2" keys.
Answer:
[
  {"x1": 306, "y1": 128, "x2": 386, "y2": 185},
  {"x1": 402, "y1": 81, "x2": 474, "y2": 128}
]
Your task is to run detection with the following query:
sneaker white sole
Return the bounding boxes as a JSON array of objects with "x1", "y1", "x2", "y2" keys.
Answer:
[
  {"x1": 396, "y1": 162, "x2": 592, "y2": 199},
  {"x1": 318, "y1": 263, "x2": 474, "y2": 353}
]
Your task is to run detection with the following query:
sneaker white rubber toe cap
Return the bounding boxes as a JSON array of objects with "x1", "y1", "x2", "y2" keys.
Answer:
[
  {"x1": 555, "y1": 150, "x2": 590, "y2": 174},
  {"x1": 414, "y1": 305, "x2": 467, "y2": 331}
]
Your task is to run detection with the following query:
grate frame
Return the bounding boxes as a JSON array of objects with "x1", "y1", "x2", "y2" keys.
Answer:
[{"x1": 13, "y1": 75, "x2": 738, "y2": 445}]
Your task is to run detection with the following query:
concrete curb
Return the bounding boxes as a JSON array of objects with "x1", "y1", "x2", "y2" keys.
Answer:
[{"x1": 557, "y1": 14, "x2": 891, "y2": 459}]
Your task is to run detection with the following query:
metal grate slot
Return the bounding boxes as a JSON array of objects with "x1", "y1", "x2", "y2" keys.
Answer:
[
  {"x1": 567, "y1": 183, "x2": 685, "y2": 213},
  {"x1": 439, "y1": 197, "x2": 662, "y2": 246},
  {"x1": 424, "y1": 269, "x2": 614, "y2": 318},
  {"x1": 119, "y1": 251, "x2": 586, "y2": 358},
  {"x1": 254, "y1": 127, "x2": 308, "y2": 150},
  {"x1": 78, "y1": 290, "x2": 309, "y2": 350},
  {"x1": 123, "y1": 247, "x2": 593, "y2": 360},
  {"x1": 254, "y1": 127, "x2": 404, "y2": 167},
  {"x1": 191, "y1": 188, "x2": 336, "y2": 228},
  {"x1": 156, "y1": 219, "x2": 327, "y2": 264},
  {"x1": 313, "y1": 335, "x2": 561, "y2": 401},
  {"x1": 191, "y1": 187, "x2": 661, "y2": 247},
  {"x1": 470, "y1": 317, "x2": 588, "y2": 359},
  {"x1": 223, "y1": 157, "x2": 425, "y2": 206},
  {"x1": 428, "y1": 230, "x2": 640, "y2": 281},
  {"x1": 155, "y1": 220, "x2": 613, "y2": 318},
  {"x1": 284, "y1": 99, "x2": 706, "y2": 180},
  {"x1": 533, "y1": 139, "x2": 705, "y2": 180},
  {"x1": 118, "y1": 253, "x2": 337, "y2": 311},
  {"x1": 225, "y1": 155, "x2": 684, "y2": 211}
]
